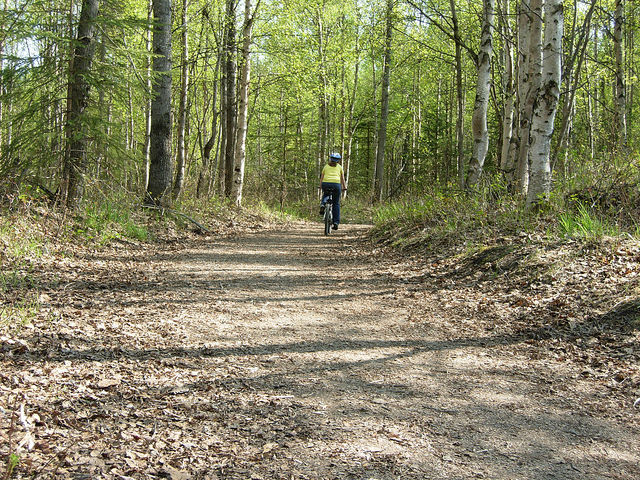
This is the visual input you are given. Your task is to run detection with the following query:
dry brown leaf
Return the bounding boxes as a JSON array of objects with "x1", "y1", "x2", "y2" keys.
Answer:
[{"x1": 97, "y1": 378, "x2": 121, "y2": 389}]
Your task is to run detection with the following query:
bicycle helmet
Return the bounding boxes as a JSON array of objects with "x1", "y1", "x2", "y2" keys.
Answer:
[{"x1": 329, "y1": 152, "x2": 341, "y2": 162}]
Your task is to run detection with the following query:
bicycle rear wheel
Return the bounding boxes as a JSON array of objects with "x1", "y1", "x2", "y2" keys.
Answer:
[{"x1": 324, "y1": 203, "x2": 332, "y2": 235}]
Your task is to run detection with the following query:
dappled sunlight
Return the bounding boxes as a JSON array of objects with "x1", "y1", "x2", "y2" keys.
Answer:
[{"x1": 2, "y1": 224, "x2": 639, "y2": 479}]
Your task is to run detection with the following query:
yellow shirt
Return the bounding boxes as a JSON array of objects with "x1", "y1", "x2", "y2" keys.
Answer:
[{"x1": 322, "y1": 163, "x2": 343, "y2": 184}]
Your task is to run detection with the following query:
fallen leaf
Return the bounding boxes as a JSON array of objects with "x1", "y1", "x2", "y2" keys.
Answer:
[
  {"x1": 97, "y1": 378, "x2": 121, "y2": 389},
  {"x1": 262, "y1": 442, "x2": 278, "y2": 454}
]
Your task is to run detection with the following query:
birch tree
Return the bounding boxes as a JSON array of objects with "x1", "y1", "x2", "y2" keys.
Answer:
[
  {"x1": 515, "y1": 0, "x2": 542, "y2": 195},
  {"x1": 197, "y1": 52, "x2": 221, "y2": 199},
  {"x1": 526, "y1": 0, "x2": 563, "y2": 207},
  {"x1": 450, "y1": 0, "x2": 464, "y2": 189},
  {"x1": 553, "y1": 0, "x2": 596, "y2": 169},
  {"x1": 173, "y1": 0, "x2": 189, "y2": 200},
  {"x1": 499, "y1": 0, "x2": 516, "y2": 182},
  {"x1": 222, "y1": 0, "x2": 237, "y2": 197},
  {"x1": 231, "y1": 0, "x2": 259, "y2": 206},
  {"x1": 465, "y1": 0, "x2": 495, "y2": 188},
  {"x1": 143, "y1": 0, "x2": 152, "y2": 190}
]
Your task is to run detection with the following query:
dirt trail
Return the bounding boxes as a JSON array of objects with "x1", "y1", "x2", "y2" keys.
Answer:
[{"x1": 2, "y1": 223, "x2": 639, "y2": 479}]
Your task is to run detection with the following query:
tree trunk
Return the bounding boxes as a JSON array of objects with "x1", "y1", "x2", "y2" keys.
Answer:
[
  {"x1": 145, "y1": 0, "x2": 173, "y2": 206},
  {"x1": 198, "y1": 53, "x2": 221, "y2": 199},
  {"x1": 553, "y1": 0, "x2": 596, "y2": 170},
  {"x1": 450, "y1": 0, "x2": 465, "y2": 190},
  {"x1": 316, "y1": 7, "x2": 329, "y2": 178},
  {"x1": 499, "y1": 0, "x2": 516, "y2": 182},
  {"x1": 218, "y1": 56, "x2": 228, "y2": 196},
  {"x1": 465, "y1": 0, "x2": 495, "y2": 188},
  {"x1": 223, "y1": 0, "x2": 237, "y2": 198},
  {"x1": 516, "y1": 0, "x2": 542, "y2": 196},
  {"x1": 374, "y1": 0, "x2": 393, "y2": 203},
  {"x1": 143, "y1": 0, "x2": 152, "y2": 190},
  {"x1": 231, "y1": 0, "x2": 258, "y2": 206},
  {"x1": 526, "y1": 0, "x2": 563, "y2": 207},
  {"x1": 614, "y1": 0, "x2": 626, "y2": 149},
  {"x1": 344, "y1": 19, "x2": 360, "y2": 197},
  {"x1": 173, "y1": 0, "x2": 189, "y2": 201},
  {"x1": 60, "y1": 0, "x2": 100, "y2": 208},
  {"x1": 0, "y1": 0, "x2": 5, "y2": 158}
]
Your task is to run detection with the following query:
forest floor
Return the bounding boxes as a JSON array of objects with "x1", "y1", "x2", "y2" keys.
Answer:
[{"x1": 1, "y1": 220, "x2": 640, "y2": 479}]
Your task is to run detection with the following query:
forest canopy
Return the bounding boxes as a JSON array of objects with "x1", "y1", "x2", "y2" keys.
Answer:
[{"x1": 0, "y1": 0, "x2": 637, "y2": 214}]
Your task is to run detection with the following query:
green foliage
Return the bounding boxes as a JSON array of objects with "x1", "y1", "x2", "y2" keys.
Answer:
[
  {"x1": 251, "y1": 199, "x2": 305, "y2": 221},
  {"x1": 4, "y1": 453, "x2": 20, "y2": 479},
  {"x1": 1, "y1": 0, "x2": 638, "y2": 228},
  {"x1": 371, "y1": 178, "x2": 638, "y2": 257},
  {"x1": 78, "y1": 199, "x2": 149, "y2": 243},
  {"x1": 370, "y1": 188, "x2": 526, "y2": 250},
  {"x1": 558, "y1": 203, "x2": 619, "y2": 240}
]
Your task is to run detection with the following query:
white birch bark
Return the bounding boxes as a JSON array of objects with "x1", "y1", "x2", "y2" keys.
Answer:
[
  {"x1": 526, "y1": 0, "x2": 563, "y2": 207},
  {"x1": 450, "y1": 0, "x2": 465, "y2": 189},
  {"x1": 231, "y1": 0, "x2": 258, "y2": 206},
  {"x1": 553, "y1": 0, "x2": 595, "y2": 168},
  {"x1": 499, "y1": 0, "x2": 515, "y2": 180},
  {"x1": 466, "y1": 0, "x2": 495, "y2": 188},
  {"x1": 516, "y1": 0, "x2": 542, "y2": 195},
  {"x1": 508, "y1": 0, "x2": 531, "y2": 190},
  {"x1": 223, "y1": 0, "x2": 237, "y2": 197}
]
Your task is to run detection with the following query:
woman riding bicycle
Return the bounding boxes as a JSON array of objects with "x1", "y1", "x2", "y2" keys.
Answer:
[{"x1": 319, "y1": 152, "x2": 347, "y2": 230}]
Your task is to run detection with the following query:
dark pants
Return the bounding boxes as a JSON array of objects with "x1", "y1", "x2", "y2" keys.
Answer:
[{"x1": 321, "y1": 182, "x2": 342, "y2": 225}]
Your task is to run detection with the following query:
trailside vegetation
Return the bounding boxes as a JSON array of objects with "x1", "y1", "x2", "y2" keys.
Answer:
[{"x1": 0, "y1": 0, "x2": 638, "y2": 232}]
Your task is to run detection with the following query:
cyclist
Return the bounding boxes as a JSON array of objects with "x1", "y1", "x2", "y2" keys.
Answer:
[{"x1": 319, "y1": 152, "x2": 347, "y2": 230}]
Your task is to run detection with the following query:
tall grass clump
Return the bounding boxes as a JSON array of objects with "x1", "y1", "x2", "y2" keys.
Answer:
[
  {"x1": 557, "y1": 203, "x2": 619, "y2": 240},
  {"x1": 371, "y1": 175, "x2": 639, "y2": 254},
  {"x1": 0, "y1": 212, "x2": 48, "y2": 261}
]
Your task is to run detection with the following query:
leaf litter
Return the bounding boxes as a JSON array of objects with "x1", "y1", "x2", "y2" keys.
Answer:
[{"x1": 1, "y1": 223, "x2": 639, "y2": 479}]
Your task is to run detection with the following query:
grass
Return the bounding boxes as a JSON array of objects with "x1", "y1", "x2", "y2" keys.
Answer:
[
  {"x1": 370, "y1": 190, "x2": 530, "y2": 251},
  {"x1": 370, "y1": 186, "x2": 634, "y2": 254},
  {"x1": 558, "y1": 202, "x2": 619, "y2": 240},
  {"x1": 0, "y1": 216, "x2": 47, "y2": 261},
  {"x1": 0, "y1": 296, "x2": 39, "y2": 330},
  {"x1": 0, "y1": 196, "x2": 151, "y2": 333},
  {"x1": 81, "y1": 199, "x2": 150, "y2": 243}
]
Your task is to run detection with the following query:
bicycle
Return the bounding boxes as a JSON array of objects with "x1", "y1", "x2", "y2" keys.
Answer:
[{"x1": 322, "y1": 193, "x2": 334, "y2": 236}]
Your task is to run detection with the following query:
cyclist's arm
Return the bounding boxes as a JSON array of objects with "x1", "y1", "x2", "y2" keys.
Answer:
[
  {"x1": 319, "y1": 170, "x2": 325, "y2": 189},
  {"x1": 340, "y1": 171, "x2": 347, "y2": 190}
]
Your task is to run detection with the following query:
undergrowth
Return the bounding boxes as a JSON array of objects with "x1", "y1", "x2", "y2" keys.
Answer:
[
  {"x1": 558, "y1": 203, "x2": 620, "y2": 240},
  {"x1": 370, "y1": 190, "x2": 529, "y2": 251},
  {"x1": 370, "y1": 186, "x2": 636, "y2": 253}
]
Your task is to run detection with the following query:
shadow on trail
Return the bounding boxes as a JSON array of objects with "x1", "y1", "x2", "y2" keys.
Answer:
[
  {"x1": 5, "y1": 226, "x2": 639, "y2": 479},
  {"x1": 10, "y1": 323, "x2": 589, "y2": 366},
  {"x1": 23, "y1": 332, "x2": 638, "y2": 480}
]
